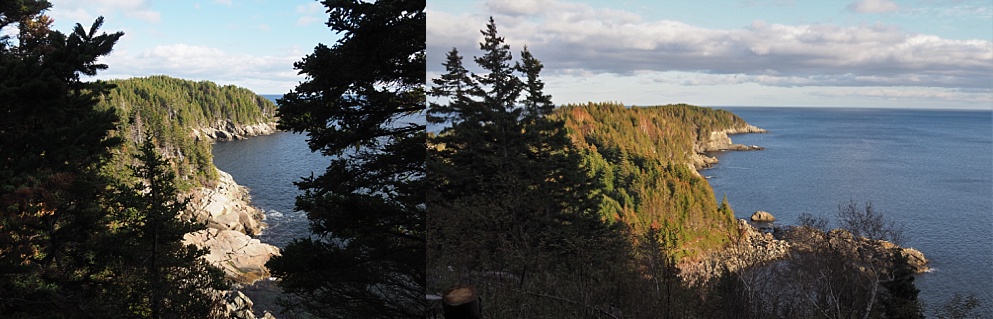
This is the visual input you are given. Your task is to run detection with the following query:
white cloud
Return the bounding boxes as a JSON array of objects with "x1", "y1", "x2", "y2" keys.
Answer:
[
  {"x1": 257, "y1": 24, "x2": 271, "y2": 32},
  {"x1": 97, "y1": 44, "x2": 302, "y2": 94},
  {"x1": 427, "y1": 0, "x2": 993, "y2": 91},
  {"x1": 295, "y1": 3, "x2": 324, "y2": 26},
  {"x1": 485, "y1": 0, "x2": 548, "y2": 16},
  {"x1": 296, "y1": 2, "x2": 324, "y2": 14},
  {"x1": 214, "y1": 0, "x2": 232, "y2": 5},
  {"x1": 846, "y1": 0, "x2": 901, "y2": 13},
  {"x1": 296, "y1": 16, "x2": 320, "y2": 26},
  {"x1": 49, "y1": 0, "x2": 161, "y2": 23}
]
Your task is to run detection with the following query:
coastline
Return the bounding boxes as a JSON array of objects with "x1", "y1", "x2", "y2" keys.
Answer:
[
  {"x1": 684, "y1": 118, "x2": 930, "y2": 287},
  {"x1": 182, "y1": 121, "x2": 281, "y2": 284},
  {"x1": 183, "y1": 120, "x2": 284, "y2": 318},
  {"x1": 690, "y1": 123, "x2": 768, "y2": 173}
]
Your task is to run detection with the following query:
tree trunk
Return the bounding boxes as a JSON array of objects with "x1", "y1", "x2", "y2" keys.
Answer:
[{"x1": 443, "y1": 285, "x2": 482, "y2": 319}]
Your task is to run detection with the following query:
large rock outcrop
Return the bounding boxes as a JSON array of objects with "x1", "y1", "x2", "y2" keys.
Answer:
[
  {"x1": 679, "y1": 219, "x2": 929, "y2": 286},
  {"x1": 193, "y1": 120, "x2": 277, "y2": 141},
  {"x1": 180, "y1": 169, "x2": 280, "y2": 284},
  {"x1": 679, "y1": 219, "x2": 790, "y2": 286},
  {"x1": 208, "y1": 290, "x2": 277, "y2": 319},
  {"x1": 690, "y1": 124, "x2": 767, "y2": 170},
  {"x1": 186, "y1": 170, "x2": 265, "y2": 236},
  {"x1": 184, "y1": 228, "x2": 280, "y2": 284},
  {"x1": 750, "y1": 211, "x2": 776, "y2": 222},
  {"x1": 698, "y1": 125, "x2": 767, "y2": 152}
]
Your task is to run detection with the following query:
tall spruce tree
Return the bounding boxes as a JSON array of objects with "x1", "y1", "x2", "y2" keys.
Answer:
[
  {"x1": 0, "y1": 1, "x2": 125, "y2": 316},
  {"x1": 427, "y1": 17, "x2": 632, "y2": 317},
  {"x1": 267, "y1": 0, "x2": 426, "y2": 318},
  {"x1": 98, "y1": 137, "x2": 227, "y2": 318}
]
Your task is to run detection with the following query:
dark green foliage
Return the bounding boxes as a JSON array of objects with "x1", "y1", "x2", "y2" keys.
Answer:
[
  {"x1": 879, "y1": 249, "x2": 923, "y2": 319},
  {"x1": 0, "y1": 3, "x2": 124, "y2": 315},
  {"x1": 2, "y1": 3, "x2": 233, "y2": 317},
  {"x1": 267, "y1": 0, "x2": 426, "y2": 317},
  {"x1": 428, "y1": 17, "x2": 634, "y2": 318},
  {"x1": 97, "y1": 75, "x2": 278, "y2": 190},
  {"x1": 703, "y1": 267, "x2": 755, "y2": 319},
  {"x1": 98, "y1": 138, "x2": 228, "y2": 318},
  {"x1": 628, "y1": 226, "x2": 699, "y2": 319}
]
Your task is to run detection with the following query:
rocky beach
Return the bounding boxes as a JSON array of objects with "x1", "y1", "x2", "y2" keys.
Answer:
[{"x1": 182, "y1": 121, "x2": 283, "y2": 318}]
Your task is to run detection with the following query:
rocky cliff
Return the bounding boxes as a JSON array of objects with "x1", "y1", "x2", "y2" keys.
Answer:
[
  {"x1": 690, "y1": 124, "x2": 767, "y2": 170},
  {"x1": 185, "y1": 169, "x2": 265, "y2": 236},
  {"x1": 193, "y1": 120, "x2": 278, "y2": 141}
]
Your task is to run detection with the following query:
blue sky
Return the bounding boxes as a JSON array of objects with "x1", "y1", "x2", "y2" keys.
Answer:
[
  {"x1": 428, "y1": 0, "x2": 992, "y2": 109},
  {"x1": 45, "y1": 0, "x2": 335, "y2": 95},
  {"x1": 34, "y1": 0, "x2": 992, "y2": 109}
]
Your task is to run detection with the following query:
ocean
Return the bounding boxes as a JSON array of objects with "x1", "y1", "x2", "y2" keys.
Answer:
[
  {"x1": 704, "y1": 107, "x2": 993, "y2": 316},
  {"x1": 211, "y1": 131, "x2": 328, "y2": 248},
  {"x1": 211, "y1": 105, "x2": 992, "y2": 315}
]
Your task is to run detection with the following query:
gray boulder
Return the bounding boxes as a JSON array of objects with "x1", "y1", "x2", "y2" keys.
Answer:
[{"x1": 750, "y1": 211, "x2": 776, "y2": 222}]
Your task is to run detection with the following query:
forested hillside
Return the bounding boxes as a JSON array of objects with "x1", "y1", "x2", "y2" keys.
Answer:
[
  {"x1": 424, "y1": 17, "x2": 774, "y2": 317},
  {"x1": 97, "y1": 75, "x2": 278, "y2": 189},
  {"x1": 556, "y1": 102, "x2": 751, "y2": 256}
]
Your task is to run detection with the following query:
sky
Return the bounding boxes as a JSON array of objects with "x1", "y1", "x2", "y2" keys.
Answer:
[
  {"x1": 45, "y1": 0, "x2": 335, "y2": 95},
  {"x1": 31, "y1": 0, "x2": 992, "y2": 109},
  {"x1": 428, "y1": 0, "x2": 993, "y2": 109}
]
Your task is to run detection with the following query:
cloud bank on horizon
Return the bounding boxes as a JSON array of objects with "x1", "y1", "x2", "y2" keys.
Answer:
[{"x1": 428, "y1": 0, "x2": 992, "y2": 109}]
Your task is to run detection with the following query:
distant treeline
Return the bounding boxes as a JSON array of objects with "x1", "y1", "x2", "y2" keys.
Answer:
[
  {"x1": 97, "y1": 75, "x2": 278, "y2": 189},
  {"x1": 557, "y1": 102, "x2": 748, "y2": 256}
]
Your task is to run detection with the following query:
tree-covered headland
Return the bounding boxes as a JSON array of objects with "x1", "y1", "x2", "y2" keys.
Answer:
[{"x1": 98, "y1": 75, "x2": 278, "y2": 190}]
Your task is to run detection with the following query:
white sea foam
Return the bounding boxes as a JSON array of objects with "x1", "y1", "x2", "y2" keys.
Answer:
[{"x1": 266, "y1": 210, "x2": 284, "y2": 218}]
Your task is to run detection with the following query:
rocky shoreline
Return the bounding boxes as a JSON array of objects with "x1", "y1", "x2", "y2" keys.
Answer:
[
  {"x1": 192, "y1": 120, "x2": 278, "y2": 141},
  {"x1": 690, "y1": 124, "x2": 767, "y2": 170},
  {"x1": 182, "y1": 144, "x2": 280, "y2": 285},
  {"x1": 182, "y1": 121, "x2": 282, "y2": 318},
  {"x1": 679, "y1": 219, "x2": 929, "y2": 287}
]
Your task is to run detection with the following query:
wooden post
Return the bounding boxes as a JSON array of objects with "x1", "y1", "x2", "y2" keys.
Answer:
[{"x1": 442, "y1": 284, "x2": 482, "y2": 319}]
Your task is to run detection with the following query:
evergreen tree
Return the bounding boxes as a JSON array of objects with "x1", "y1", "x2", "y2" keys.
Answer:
[
  {"x1": 0, "y1": 2, "x2": 125, "y2": 316},
  {"x1": 426, "y1": 48, "x2": 480, "y2": 126},
  {"x1": 98, "y1": 138, "x2": 227, "y2": 318},
  {"x1": 267, "y1": 0, "x2": 426, "y2": 317},
  {"x1": 474, "y1": 16, "x2": 522, "y2": 123},
  {"x1": 879, "y1": 249, "x2": 924, "y2": 319},
  {"x1": 517, "y1": 46, "x2": 553, "y2": 118},
  {"x1": 428, "y1": 17, "x2": 632, "y2": 317}
]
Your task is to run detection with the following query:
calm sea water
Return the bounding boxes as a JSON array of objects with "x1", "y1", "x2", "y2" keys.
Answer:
[
  {"x1": 211, "y1": 105, "x2": 991, "y2": 314},
  {"x1": 211, "y1": 131, "x2": 328, "y2": 248},
  {"x1": 705, "y1": 107, "x2": 993, "y2": 316}
]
